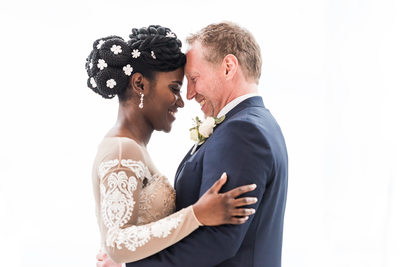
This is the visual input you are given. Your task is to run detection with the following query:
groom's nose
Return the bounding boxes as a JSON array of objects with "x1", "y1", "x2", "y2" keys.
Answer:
[{"x1": 186, "y1": 82, "x2": 196, "y2": 100}]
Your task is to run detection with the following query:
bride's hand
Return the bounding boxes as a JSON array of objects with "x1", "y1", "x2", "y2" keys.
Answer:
[
  {"x1": 193, "y1": 173, "x2": 258, "y2": 226},
  {"x1": 96, "y1": 251, "x2": 121, "y2": 267}
]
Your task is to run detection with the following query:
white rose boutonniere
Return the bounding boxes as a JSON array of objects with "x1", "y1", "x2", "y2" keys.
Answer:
[
  {"x1": 198, "y1": 117, "x2": 215, "y2": 138},
  {"x1": 189, "y1": 115, "x2": 225, "y2": 154},
  {"x1": 190, "y1": 128, "x2": 200, "y2": 142}
]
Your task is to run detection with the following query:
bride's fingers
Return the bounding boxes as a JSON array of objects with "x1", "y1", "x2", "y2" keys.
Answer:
[
  {"x1": 230, "y1": 208, "x2": 256, "y2": 217},
  {"x1": 96, "y1": 252, "x2": 106, "y2": 261},
  {"x1": 226, "y1": 183, "x2": 257, "y2": 198},
  {"x1": 233, "y1": 197, "x2": 258, "y2": 207},
  {"x1": 208, "y1": 172, "x2": 227, "y2": 194},
  {"x1": 229, "y1": 216, "x2": 249, "y2": 224}
]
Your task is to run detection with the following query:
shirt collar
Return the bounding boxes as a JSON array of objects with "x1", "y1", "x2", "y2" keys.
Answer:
[{"x1": 217, "y1": 93, "x2": 259, "y2": 118}]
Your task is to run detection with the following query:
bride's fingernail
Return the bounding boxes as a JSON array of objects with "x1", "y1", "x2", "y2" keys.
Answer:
[{"x1": 250, "y1": 197, "x2": 258, "y2": 202}]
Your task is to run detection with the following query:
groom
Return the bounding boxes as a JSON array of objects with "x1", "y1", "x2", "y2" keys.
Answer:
[{"x1": 99, "y1": 22, "x2": 288, "y2": 267}]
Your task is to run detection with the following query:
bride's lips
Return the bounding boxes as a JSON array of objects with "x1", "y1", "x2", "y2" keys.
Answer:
[{"x1": 168, "y1": 108, "x2": 177, "y2": 121}]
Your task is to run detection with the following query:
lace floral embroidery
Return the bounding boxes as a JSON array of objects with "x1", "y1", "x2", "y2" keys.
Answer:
[
  {"x1": 121, "y1": 159, "x2": 151, "y2": 182},
  {"x1": 101, "y1": 170, "x2": 138, "y2": 229},
  {"x1": 99, "y1": 159, "x2": 119, "y2": 179},
  {"x1": 107, "y1": 214, "x2": 183, "y2": 251},
  {"x1": 137, "y1": 175, "x2": 176, "y2": 225},
  {"x1": 99, "y1": 158, "x2": 182, "y2": 252}
]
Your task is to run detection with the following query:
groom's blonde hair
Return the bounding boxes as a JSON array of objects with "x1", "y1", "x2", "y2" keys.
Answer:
[{"x1": 187, "y1": 22, "x2": 262, "y2": 83}]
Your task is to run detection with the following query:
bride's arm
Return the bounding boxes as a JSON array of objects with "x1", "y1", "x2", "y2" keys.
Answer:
[
  {"x1": 99, "y1": 164, "x2": 257, "y2": 264},
  {"x1": 98, "y1": 161, "x2": 201, "y2": 264},
  {"x1": 96, "y1": 138, "x2": 257, "y2": 264}
]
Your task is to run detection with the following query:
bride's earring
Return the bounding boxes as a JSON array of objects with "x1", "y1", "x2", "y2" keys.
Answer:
[{"x1": 139, "y1": 93, "x2": 144, "y2": 109}]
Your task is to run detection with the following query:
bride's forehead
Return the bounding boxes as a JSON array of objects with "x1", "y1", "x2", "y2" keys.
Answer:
[{"x1": 153, "y1": 69, "x2": 184, "y2": 82}]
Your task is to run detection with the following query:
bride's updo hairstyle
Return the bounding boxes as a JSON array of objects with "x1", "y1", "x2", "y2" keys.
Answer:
[{"x1": 85, "y1": 25, "x2": 186, "y2": 100}]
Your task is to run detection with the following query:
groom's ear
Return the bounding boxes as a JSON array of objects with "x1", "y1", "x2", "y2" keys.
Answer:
[{"x1": 222, "y1": 54, "x2": 238, "y2": 80}]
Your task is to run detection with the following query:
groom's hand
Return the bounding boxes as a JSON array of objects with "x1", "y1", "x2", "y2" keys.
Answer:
[{"x1": 96, "y1": 251, "x2": 122, "y2": 267}]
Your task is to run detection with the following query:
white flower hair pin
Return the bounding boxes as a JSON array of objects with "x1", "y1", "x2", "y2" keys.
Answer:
[
  {"x1": 90, "y1": 77, "x2": 97, "y2": 88},
  {"x1": 106, "y1": 79, "x2": 116, "y2": 88},
  {"x1": 123, "y1": 64, "x2": 133, "y2": 76},
  {"x1": 189, "y1": 115, "x2": 225, "y2": 155},
  {"x1": 97, "y1": 59, "x2": 107, "y2": 70},
  {"x1": 111, "y1": 44, "x2": 122, "y2": 55},
  {"x1": 132, "y1": 49, "x2": 141, "y2": 59},
  {"x1": 151, "y1": 51, "x2": 156, "y2": 59},
  {"x1": 97, "y1": 40, "x2": 105, "y2": 49},
  {"x1": 166, "y1": 32, "x2": 175, "y2": 38}
]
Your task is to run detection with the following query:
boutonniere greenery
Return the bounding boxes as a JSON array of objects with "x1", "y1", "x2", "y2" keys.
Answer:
[{"x1": 189, "y1": 115, "x2": 225, "y2": 154}]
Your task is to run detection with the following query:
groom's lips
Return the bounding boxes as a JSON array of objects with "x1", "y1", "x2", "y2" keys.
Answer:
[{"x1": 195, "y1": 96, "x2": 205, "y2": 107}]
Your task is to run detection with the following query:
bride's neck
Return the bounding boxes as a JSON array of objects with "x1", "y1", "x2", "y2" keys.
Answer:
[{"x1": 107, "y1": 103, "x2": 153, "y2": 147}]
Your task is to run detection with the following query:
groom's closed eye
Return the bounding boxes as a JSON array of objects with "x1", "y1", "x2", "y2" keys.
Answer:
[{"x1": 186, "y1": 75, "x2": 197, "y2": 83}]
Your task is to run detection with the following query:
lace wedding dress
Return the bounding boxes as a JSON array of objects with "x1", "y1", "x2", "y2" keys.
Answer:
[{"x1": 92, "y1": 137, "x2": 201, "y2": 263}]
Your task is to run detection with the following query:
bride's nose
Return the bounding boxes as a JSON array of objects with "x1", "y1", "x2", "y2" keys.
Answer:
[{"x1": 175, "y1": 94, "x2": 184, "y2": 108}]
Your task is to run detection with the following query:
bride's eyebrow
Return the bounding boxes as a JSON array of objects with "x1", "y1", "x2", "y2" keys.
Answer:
[{"x1": 170, "y1": 80, "x2": 183, "y2": 85}]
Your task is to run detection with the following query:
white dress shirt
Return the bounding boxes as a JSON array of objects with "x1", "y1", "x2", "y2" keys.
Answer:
[{"x1": 217, "y1": 93, "x2": 259, "y2": 118}]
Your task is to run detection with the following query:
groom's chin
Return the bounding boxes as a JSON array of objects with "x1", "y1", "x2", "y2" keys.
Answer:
[{"x1": 201, "y1": 108, "x2": 212, "y2": 118}]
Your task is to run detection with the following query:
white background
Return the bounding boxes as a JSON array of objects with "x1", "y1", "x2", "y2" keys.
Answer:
[{"x1": 0, "y1": 0, "x2": 399, "y2": 266}]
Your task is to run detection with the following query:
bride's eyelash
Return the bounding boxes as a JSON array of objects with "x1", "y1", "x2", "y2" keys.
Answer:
[{"x1": 170, "y1": 85, "x2": 182, "y2": 94}]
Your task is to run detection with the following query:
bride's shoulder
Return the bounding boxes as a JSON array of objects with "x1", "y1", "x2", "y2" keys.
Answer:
[{"x1": 99, "y1": 136, "x2": 145, "y2": 161}]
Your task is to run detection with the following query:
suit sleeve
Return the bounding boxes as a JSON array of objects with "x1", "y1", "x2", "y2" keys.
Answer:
[{"x1": 126, "y1": 120, "x2": 274, "y2": 267}]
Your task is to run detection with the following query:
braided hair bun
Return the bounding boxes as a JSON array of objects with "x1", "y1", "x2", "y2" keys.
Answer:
[
  {"x1": 128, "y1": 25, "x2": 186, "y2": 72},
  {"x1": 85, "y1": 26, "x2": 186, "y2": 99}
]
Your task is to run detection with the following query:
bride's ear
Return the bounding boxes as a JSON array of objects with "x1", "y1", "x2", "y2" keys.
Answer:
[{"x1": 130, "y1": 73, "x2": 145, "y2": 96}]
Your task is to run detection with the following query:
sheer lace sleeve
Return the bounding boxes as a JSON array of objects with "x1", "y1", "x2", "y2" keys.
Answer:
[{"x1": 94, "y1": 138, "x2": 201, "y2": 263}]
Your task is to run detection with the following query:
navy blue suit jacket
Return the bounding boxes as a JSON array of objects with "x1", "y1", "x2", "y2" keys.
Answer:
[{"x1": 127, "y1": 96, "x2": 288, "y2": 267}]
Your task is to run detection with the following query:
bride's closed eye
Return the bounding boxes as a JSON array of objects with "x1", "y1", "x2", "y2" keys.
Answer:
[{"x1": 170, "y1": 84, "x2": 182, "y2": 94}]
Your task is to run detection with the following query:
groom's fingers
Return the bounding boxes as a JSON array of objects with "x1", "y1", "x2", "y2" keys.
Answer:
[
  {"x1": 208, "y1": 172, "x2": 227, "y2": 193},
  {"x1": 226, "y1": 183, "x2": 257, "y2": 198}
]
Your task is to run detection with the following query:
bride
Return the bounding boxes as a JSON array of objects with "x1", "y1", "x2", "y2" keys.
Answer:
[{"x1": 85, "y1": 25, "x2": 258, "y2": 265}]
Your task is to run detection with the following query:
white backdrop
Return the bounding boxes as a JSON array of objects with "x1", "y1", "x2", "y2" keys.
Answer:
[{"x1": 0, "y1": 0, "x2": 399, "y2": 266}]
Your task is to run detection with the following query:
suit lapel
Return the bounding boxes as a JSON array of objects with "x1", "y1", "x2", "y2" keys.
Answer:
[
  {"x1": 174, "y1": 146, "x2": 195, "y2": 188},
  {"x1": 173, "y1": 96, "x2": 265, "y2": 188}
]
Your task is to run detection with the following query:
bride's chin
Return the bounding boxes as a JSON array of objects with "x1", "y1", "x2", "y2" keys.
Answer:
[{"x1": 162, "y1": 123, "x2": 173, "y2": 133}]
